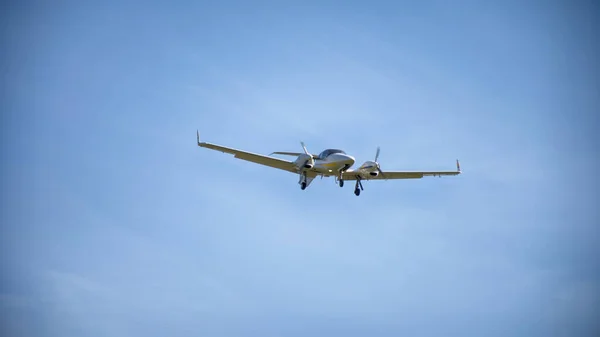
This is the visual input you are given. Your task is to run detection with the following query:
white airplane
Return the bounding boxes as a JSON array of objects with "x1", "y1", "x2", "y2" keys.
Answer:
[{"x1": 196, "y1": 131, "x2": 461, "y2": 196}]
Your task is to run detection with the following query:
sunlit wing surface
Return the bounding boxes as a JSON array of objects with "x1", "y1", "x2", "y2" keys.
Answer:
[
  {"x1": 342, "y1": 160, "x2": 461, "y2": 180},
  {"x1": 198, "y1": 138, "x2": 299, "y2": 174},
  {"x1": 342, "y1": 170, "x2": 460, "y2": 180}
]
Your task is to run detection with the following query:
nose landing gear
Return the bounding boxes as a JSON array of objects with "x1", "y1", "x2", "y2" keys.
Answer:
[
  {"x1": 336, "y1": 166, "x2": 351, "y2": 188},
  {"x1": 339, "y1": 170, "x2": 344, "y2": 188},
  {"x1": 334, "y1": 174, "x2": 345, "y2": 187}
]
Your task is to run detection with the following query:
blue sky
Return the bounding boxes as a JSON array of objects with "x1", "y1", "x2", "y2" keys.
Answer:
[{"x1": 2, "y1": 1, "x2": 598, "y2": 336}]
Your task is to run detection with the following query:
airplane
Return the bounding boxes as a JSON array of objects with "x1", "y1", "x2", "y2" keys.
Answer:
[{"x1": 196, "y1": 131, "x2": 461, "y2": 196}]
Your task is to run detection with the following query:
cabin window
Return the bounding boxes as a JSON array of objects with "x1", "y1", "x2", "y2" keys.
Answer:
[{"x1": 318, "y1": 149, "x2": 346, "y2": 159}]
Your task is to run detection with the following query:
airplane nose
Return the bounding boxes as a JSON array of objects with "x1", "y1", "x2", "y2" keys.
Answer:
[
  {"x1": 343, "y1": 154, "x2": 355, "y2": 165},
  {"x1": 331, "y1": 153, "x2": 355, "y2": 166}
]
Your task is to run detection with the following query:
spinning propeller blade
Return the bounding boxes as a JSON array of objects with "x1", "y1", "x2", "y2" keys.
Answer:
[
  {"x1": 300, "y1": 141, "x2": 310, "y2": 155},
  {"x1": 374, "y1": 146, "x2": 386, "y2": 178},
  {"x1": 377, "y1": 165, "x2": 386, "y2": 178}
]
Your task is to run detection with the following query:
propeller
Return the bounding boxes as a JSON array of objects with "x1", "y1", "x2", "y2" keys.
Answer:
[
  {"x1": 374, "y1": 146, "x2": 385, "y2": 178},
  {"x1": 300, "y1": 141, "x2": 310, "y2": 155},
  {"x1": 300, "y1": 141, "x2": 314, "y2": 168}
]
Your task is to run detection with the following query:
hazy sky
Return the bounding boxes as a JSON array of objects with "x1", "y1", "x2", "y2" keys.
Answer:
[{"x1": 2, "y1": 1, "x2": 598, "y2": 336}]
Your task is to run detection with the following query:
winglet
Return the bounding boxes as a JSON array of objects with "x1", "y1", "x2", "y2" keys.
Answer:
[
  {"x1": 456, "y1": 159, "x2": 461, "y2": 173},
  {"x1": 197, "y1": 130, "x2": 200, "y2": 146}
]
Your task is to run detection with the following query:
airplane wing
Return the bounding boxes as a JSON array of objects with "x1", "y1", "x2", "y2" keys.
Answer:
[
  {"x1": 342, "y1": 160, "x2": 462, "y2": 180},
  {"x1": 197, "y1": 131, "x2": 299, "y2": 174}
]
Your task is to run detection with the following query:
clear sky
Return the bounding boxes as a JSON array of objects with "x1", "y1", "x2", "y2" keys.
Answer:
[{"x1": 2, "y1": 1, "x2": 599, "y2": 336}]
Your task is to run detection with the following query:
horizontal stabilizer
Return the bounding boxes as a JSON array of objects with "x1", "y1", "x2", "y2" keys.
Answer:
[{"x1": 271, "y1": 151, "x2": 319, "y2": 158}]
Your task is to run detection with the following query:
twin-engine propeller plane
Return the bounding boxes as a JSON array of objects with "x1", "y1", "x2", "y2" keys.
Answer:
[{"x1": 196, "y1": 131, "x2": 461, "y2": 196}]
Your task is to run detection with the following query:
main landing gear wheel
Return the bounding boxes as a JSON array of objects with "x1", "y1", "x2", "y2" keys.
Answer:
[
  {"x1": 299, "y1": 171, "x2": 308, "y2": 190},
  {"x1": 339, "y1": 180, "x2": 344, "y2": 187},
  {"x1": 354, "y1": 177, "x2": 364, "y2": 196}
]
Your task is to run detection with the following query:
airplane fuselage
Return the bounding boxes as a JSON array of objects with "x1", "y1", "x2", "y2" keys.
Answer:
[
  {"x1": 298, "y1": 153, "x2": 356, "y2": 176},
  {"x1": 292, "y1": 150, "x2": 381, "y2": 179}
]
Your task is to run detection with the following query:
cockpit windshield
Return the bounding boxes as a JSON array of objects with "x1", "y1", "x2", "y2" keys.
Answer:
[{"x1": 318, "y1": 149, "x2": 346, "y2": 160}]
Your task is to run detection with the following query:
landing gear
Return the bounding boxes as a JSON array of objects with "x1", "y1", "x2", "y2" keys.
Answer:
[
  {"x1": 299, "y1": 171, "x2": 308, "y2": 190},
  {"x1": 354, "y1": 177, "x2": 364, "y2": 196},
  {"x1": 336, "y1": 170, "x2": 345, "y2": 188}
]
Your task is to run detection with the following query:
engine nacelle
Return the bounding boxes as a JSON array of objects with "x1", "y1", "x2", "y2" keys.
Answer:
[
  {"x1": 359, "y1": 161, "x2": 376, "y2": 171},
  {"x1": 294, "y1": 153, "x2": 314, "y2": 169},
  {"x1": 358, "y1": 161, "x2": 380, "y2": 176}
]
